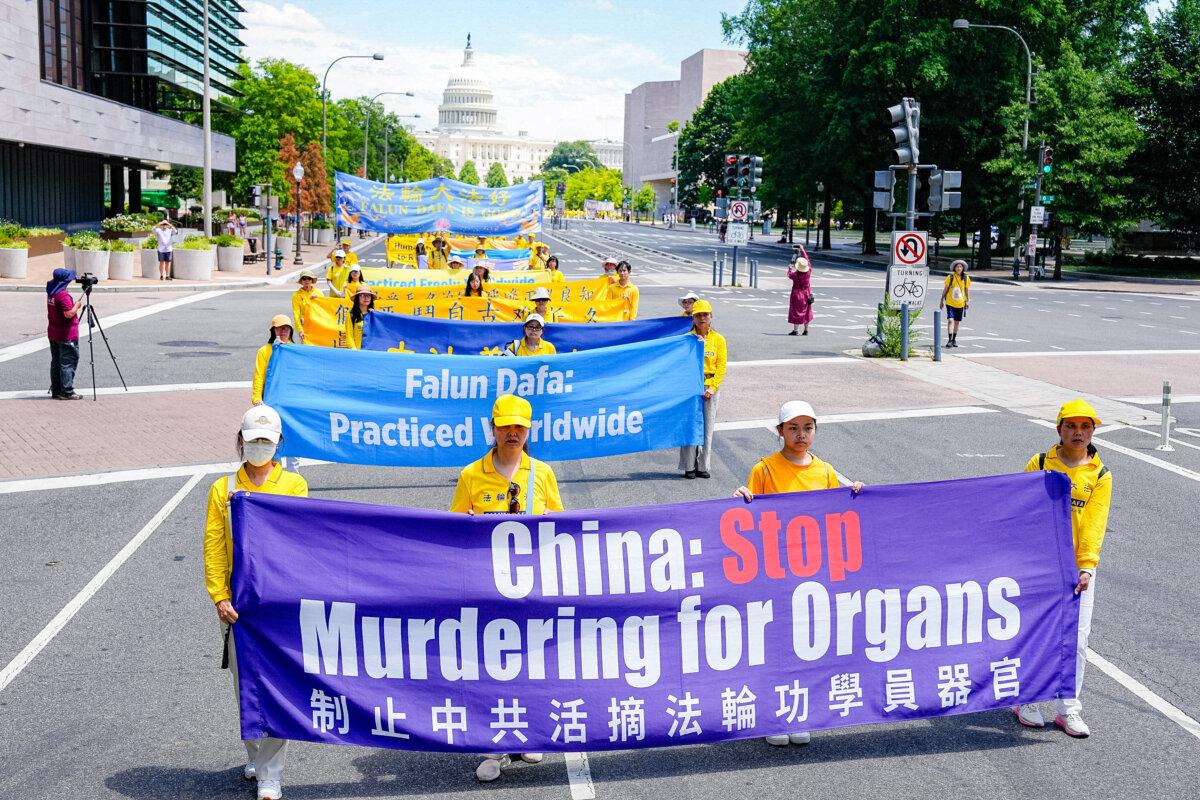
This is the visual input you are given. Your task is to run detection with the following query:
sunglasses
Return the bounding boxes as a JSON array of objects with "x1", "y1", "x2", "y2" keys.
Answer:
[{"x1": 507, "y1": 482, "x2": 521, "y2": 513}]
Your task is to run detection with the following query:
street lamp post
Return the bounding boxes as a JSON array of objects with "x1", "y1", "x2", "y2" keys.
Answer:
[
  {"x1": 321, "y1": 53, "x2": 385, "y2": 164},
  {"x1": 362, "y1": 91, "x2": 414, "y2": 179},
  {"x1": 292, "y1": 161, "x2": 305, "y2": 265},
  {"x1": 952, "y1": 19, "x2": 1033, "y2": 260},
  {"x1": 201, "y1": 0, "x2": 212, "y2": 238}
]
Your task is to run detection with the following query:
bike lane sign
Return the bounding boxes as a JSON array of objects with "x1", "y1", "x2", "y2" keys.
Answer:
[{"x1": 887, "y1": 265, "x2": 930, "y2": 309}]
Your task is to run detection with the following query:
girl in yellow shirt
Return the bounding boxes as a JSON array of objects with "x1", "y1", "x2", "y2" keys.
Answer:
[
  {"x1": 203, "y1": 405, "x2": 307, "y2": 800},
  {"x1": 450, "y1": 394, "x2": 562, "y2": 783},
  {"x1": 545, "y1": 256, "x2": 566, "y2": 285},
  {"x1": 344, "y1": 286, "x2": 375, "y2": 349},
  {"x1": 505, "y1": 314, "x2": 557, "y2": 356},
  {"x1": 733, "y1": 400, "x2": 862, "y2": 748},
  {"x1": 250, "y1": 314, "x2": 293, "y2": 406}
]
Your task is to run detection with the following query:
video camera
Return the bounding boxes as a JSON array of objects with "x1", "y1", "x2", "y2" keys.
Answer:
[{"x1": 75, "y1": 272, "x2": 100, "y2": 292}]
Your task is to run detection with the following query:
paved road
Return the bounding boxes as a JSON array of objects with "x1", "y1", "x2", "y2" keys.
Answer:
[{"x1": 2, "y1": 221, "x2": 1199, "y2": 799}]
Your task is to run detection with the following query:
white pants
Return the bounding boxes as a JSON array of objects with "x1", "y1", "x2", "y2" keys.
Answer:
[
  {"x1": 679, "y1": 392, "x2": 718, "y2": 472},
  {"x1": 225, "y1": 625, "x2": 288, "y2": 781},
  {"x1": 1057, "y1": 573, "x2": 1096, "y2": 716}
]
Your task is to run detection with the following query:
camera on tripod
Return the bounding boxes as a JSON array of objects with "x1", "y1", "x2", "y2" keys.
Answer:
[{"x1": 75, "y1": 272, "x2": 100, "y2": 291}]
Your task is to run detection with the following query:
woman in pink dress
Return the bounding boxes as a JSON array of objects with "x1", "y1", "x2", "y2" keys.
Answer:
[{"x1": 787, "y1": 246, "x2": 814, "y2": 335}]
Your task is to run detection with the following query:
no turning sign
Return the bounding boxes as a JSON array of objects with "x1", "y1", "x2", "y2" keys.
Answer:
[
  {"x1": 729, "y1": 200, "x2": 749, "y2": 221},
  {"x1": 891, "y1": 231, "x2": 928, "y2": 267}
]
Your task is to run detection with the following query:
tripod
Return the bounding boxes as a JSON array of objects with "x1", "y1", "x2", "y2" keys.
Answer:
[{"x1": 78, "y1": 289, "x2": 128, "y2": 401}]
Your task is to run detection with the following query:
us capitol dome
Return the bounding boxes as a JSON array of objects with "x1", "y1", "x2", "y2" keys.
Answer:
[{"x1": 435, "y1": 35, "x2": 499, "y2": 133}]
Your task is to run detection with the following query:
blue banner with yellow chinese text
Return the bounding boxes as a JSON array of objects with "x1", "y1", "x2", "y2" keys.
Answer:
[{"x1": 336, "y1": 173, "x2": 543, "y2": 236}]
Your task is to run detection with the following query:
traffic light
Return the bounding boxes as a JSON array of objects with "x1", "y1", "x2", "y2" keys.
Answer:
[
  {"x1": 1041, "y1": 146, "x2": 1054, "y2": 174},
  {"x1": 723, "y1": 154, "x2": 739, "y2": 189},
  {"x1": 737, "y1": 155, "x2": 754, "y2": 188},
  {"x1": 750, "y1": 199, "x2": 762, "y2": 220},
  {"x1": 886, "y1": 98, "x2": 920, "y2": 165},
  {"x1": 872, "y1": 170, "x2": 895, "y2": 210},
  {"x1": 250, "y1": 184, "x2": 263, "y2": 206},
  {"x1": 750, "y1": 156, "x2": 764, "y2": 188},
  {"x1": 928, "y1": 169, "x2": 962, "y2": 212},
  {"x1": 715, "y1": 195, "x2": 729, "y2": 219}
]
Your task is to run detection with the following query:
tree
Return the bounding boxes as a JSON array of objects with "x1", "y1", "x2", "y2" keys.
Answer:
[
  {"x1": 434, "y1": 157, "x2": 457, "y2": 178},
  {"x1": 541, "y1": 140, "x2": 599, "y2": 172},
  {"x1": 677, "y1": 75, "x2": 747, "y2": 209},
  {"x1": 485, "y1": 162, "x2": 509, "y2": 187},
  {"x1": 300, "y1": 141, "x2": 332, "y2": 215},
  {"x1": 563, "y1": 167, "x2": 623, "y2": 209},
  {"x1": 277, "y1": 133, "x2": 302, "y2": 214},
  {"x1": 458, "y1": 160, "x2": 480, "y2": 184},
  {"x1": 1128, "y1": 0, "x2": 1200, "y2": 233},
  {"x1": 163, "y1": 166, "x2": 202, "y2": 205},
  {"x1": 634, "y1": 185, "x2": 657, "y2": 215},
  {"x1": 512, "y1": 176, "x2": 525, "y2": 184}
]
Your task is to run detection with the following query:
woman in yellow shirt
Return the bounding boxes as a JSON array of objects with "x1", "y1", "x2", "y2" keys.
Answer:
[
  {"x1": 340, "y1": 266, "x2": 363, "y2": 299},
  {"x1": 344, "y1": 286, "x2": 376, "y2": 349},
  {"x1": 505, "y1": 314, "x2": 557, "y2": 356},
  {"x1": 545, "y1": 255, "x2": 566, "y2": 285},
  {"x1": 1013, "y1": 398, "x2": 1112, "y2": 739},
  {"x1": 528, "y1": 241, "x2": 550, "y2": 270},
  {"x1": 450, "y1": 394, "x2": 562, "y2": 783},
  {"x1": 430, "y1": 235, "x2": 450, "y2": 271},
  {"x1": 203, "y1": 405, "x2": 308, "y2": 800},
  {"x1": 679, "y1": 300, "x2": 726, "y2": 479},
  {"x1": 734, "y1": 400, "x2": 862, "y2": 748},
  {"x1": 250, "y1": 314, "x2": 293, "y2": 406},
  {"x1": 291, "y1": 270, "x2": 323, "y2": 344},
  {"x1": 938, "y1": 259, "x2": 971, "y2": 347},
  {"x1": 614, "y1": 260, "x2": 640, "y2": 320},
  {"x1": 446, "y1": 255, "x2": 469, "y2": 282}
]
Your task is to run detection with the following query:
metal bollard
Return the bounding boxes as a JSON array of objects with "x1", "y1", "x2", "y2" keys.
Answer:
[
  {"x1": 876, "y1": 303, "x2": 884, "y2": 339},
  {"x1": 750, "y1": 258, "x2": 758, "y2": 288},
  {"x1": 1157, "y1": 380, "x2": 1175, "y2": 451},
  {"x1": 731, "y1": 254, "x2": 739, "y2": 286},
  {"x1": 719, "y1": 254, "x2": 727, "y2": 286},
  {"x1": 933, "y1": 309, "x2": 942, "y2": 362},
  {"x1": 712, "y1": 251, "x2": 718, "y2": 286},
  {"x1": 900, "y1": 303, "x2": 910, "y2": 361}
]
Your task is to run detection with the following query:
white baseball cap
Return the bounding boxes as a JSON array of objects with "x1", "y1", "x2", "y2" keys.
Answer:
[
  {"x1": 332, "y1": 249, "x2": 346, "y2": 259},
  {"x1": 241, "y1": 405, "x2": 282, "y2": 443},
  {"x1": 679, "y1": 291, "x2": 699, "y2": 301},
  {"x1": 778, "y1": 400, "x2": 817, "y2": 424},
  {"x1": 530, "y1": 287, "x2": 551, "y2": 300},
  {"x1": 603, "y1": 256, "x2": 618, "y2": 266},
  {"x1": 524, "y1": 313, "x2": 546, "y2": 327}
]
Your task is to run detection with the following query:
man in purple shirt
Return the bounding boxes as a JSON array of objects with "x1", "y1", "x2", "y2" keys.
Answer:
[{"x1": 46, "y1": 268, "x2": 82, "y2": 400}]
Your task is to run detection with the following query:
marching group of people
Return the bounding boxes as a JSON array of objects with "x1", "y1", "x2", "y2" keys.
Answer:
[{"x1": 213, "y1": 236, "x2": 1105, "y2": 799}]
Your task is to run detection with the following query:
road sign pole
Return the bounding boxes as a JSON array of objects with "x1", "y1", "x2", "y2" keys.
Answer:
[
  {"x1": 900, "y1": 303, "x2": 910, "y2": 361},
  {"x1": 731, "y1": 245, "x2": 738, "y2": 286},
  {"x1": 906, "y1": 164, "x2": 918, "y2": 232}
]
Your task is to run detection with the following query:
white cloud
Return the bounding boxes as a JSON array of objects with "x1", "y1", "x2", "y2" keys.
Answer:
[{"x1": 237, "y1": 0, "x2": 667, "y2": 141}]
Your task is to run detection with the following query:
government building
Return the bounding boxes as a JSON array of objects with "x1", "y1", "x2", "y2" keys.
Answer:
[{"x1": 416, "y1": 38, "x2": 621, "y2": 183}]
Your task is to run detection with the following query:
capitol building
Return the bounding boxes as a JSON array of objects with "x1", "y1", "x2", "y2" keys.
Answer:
[{"x1": 415, "y1": 38, "x2": 621, "y2": 183}]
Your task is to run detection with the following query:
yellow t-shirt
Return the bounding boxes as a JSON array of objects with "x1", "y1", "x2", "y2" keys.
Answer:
[
  {"x1": 345, "y1": 314, "x2": 365, "y2": 349},
  {"x1": 203, "y1": 463, "x2": 308, "y2": 604},
  {"x1": 292, "y1": 286, "x2": 324, "y2": 341},
  {"x1": 616, "y1": 283, "x2": 640, "y2": 320},
  {"x1": 343, "y1": 250, "x2": 359, "y2": 268},
  {"x1": 1025, "y1": 446, "x2": 1112, "y2": 570},
  {"x1": 430, "y1": 248, "x2": 449, "y2": 271},
  {"x1": 343, "y1": 280, "x2": 362, "y2": 299},
  {"x1": 450, "y1": 450, "x2": 563, "y2": 515},
  {"x1": 695, "y1": 328, "x2": 728, "y2": 391},
  {"x1": 548, "y1": 270, "x2": 566, "y2": 286},
  {"x1": 529, "y1": 252, "x2": 548, "y2": 271},
  {"x1": 509, "y1": 338, "x2": 557, "y2": 356},
  {"x1": 943, "y1": 274, "x2": 971, "y2": 308},
  {"x1": 748, "y1": 452, "x2": 839, "y2": 495},
  {"x1": 251, "y1": 342, "x2": 273, "y2": 405},
  {"x1": 515, "y1": 305, "x2": 565, "y2": 323}
]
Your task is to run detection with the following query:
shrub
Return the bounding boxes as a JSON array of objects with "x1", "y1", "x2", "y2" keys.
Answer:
[
  {"x1": 0, "y1": 237, "x2": 30, "y2": 249},
  {"x1": 101, "y1": 213, "x2": 161, "y2": 233},
  {"x1": 23, "y1": 227, "x2": 64, "y2": 237},
  {"x1": 0, "y1": 221, "x2": 26, "y2": 238},
  {"x1": 66, "y1": 231, "x2": 104, "y2": 250},
  {"x1": 141, "y1": 237, "x2": 158, "y2": 249},
  {"x1": 105, "y1": 239, "x2": 135, "y2": 252},
  {"x1": 307, "y1": 219, "x2": 332, "y2": 229},
  {"x1": 214, "y1": 234, "x2": 244, "y2": 247},
  {"x1": 178, "y1": 235, "x2": 215, "y2": 250},
  {"x1": 868, "y1": 304, "x2": 923, "y2": 358}
]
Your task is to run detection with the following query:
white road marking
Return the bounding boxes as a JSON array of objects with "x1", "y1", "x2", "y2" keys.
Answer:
[
  {"x1": 716, "y1": 405, "x2": 996, "y2": 431},
  {"x1": 728, "y1": 356, "x2": 859, "y2": 367},
  {"x1": 969, "y1": 349, "x2": 1200, "y2": 359},
  {"x1": 564, "y1": 752, "x2": 596, "y2": 799},
  {"x1": 0, "y1": 290, "x2": 229, "y2": 363},
  {"x1": 0, "y1": 473, "x2": 204, "y2": 694},
  {"x1": 1029, "y1": 419, "x2": 1200, "y2": 482},
  {"x1": 0, "y1": 380, "x2": 250, "y2": 401},
  {"x1": 1119, "y1": 424, "x2": 1200, "y2": 451},
  {"x1": 1116, "y1": 394, "x2": 1200, "y2": 404},
  {"x1": 1086, "y1": 648, "x2": 1200, "y2": 742}
]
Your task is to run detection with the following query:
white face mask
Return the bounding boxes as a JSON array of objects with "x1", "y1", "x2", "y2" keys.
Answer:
[{"x1": 243, "y1": 440, "x2": 277, "y2": 467}]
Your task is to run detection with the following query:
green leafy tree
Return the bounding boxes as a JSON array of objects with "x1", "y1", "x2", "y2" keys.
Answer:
[
  {"x1": 434, "y1": 157, "x2": 457, "y2": 178},
  {"x1": 634, "y1": 185, "x2": 657, "y2": 215},
  {"x1": 677, "y1": 75, "x2": 746, "y2": 209},
  {"x1": 163, "y1": 166, "x2": 203, "y2": 205},
  {"x1": 458, "y1": 160, "x2": 481, "y2": 184},
  {"x1": 485, "y1": 162, "x2": 509, "y2": 187},
  {"x1": 541, "y1": 140, "x2": 600, "y2": 172},
  {"x1": 563, "y1": 168, "x2": 623, "y2": 209}
]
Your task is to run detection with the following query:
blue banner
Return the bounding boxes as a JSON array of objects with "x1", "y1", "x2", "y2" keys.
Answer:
[
  {"x1": 362, "y1": 313, "x2": 694, "y2": 355},
  {"x1": 230, "y1": 471, "x2": 1079, "y2": 751},
  {"x1": 452, "y1": 248, "x2": 532, "y2": 260},
  {"x1": 262, "y1": 336, "x2": 704, "y2": 466},
  {"x1": 336, "y1": 173, "x2": 543, "y2": 236}
]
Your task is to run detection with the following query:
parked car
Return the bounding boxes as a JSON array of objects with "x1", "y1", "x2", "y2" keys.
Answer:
[{"x1": 972, "y1": 225, "x2": 1001, "y2": 246}]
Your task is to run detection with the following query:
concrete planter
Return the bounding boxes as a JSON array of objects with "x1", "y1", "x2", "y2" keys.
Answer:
[
  {"x1": 0, "y1": 247, "x2": 29, "y2": 279},
  {"x1": 274, "y1": 235, "x2": 293, "y2": 256},
  {"x1": 74, "y1": 248, "x2": 110, "y2": 280},
  {"x1": 108, "y1": 250, "x2": 135, "y2": 280},
  {"x1": 309, "y1": 227, "x2": 334, "y2": 244},
  {"x1": 140, "y1": 249, "x2": 160, "y2": 278},
  {"x1": 62, "y1": 244, "x2": 74, "y2": 268},
  {"x1": 217, "y1": 245, "x2": 245, "y2": 272},
  {"x1": 26, "y1": 233, "x2": 65, "y2": 258},
  {"x1": 173, "y1": 247, "x2": 215, "y2": 280}
]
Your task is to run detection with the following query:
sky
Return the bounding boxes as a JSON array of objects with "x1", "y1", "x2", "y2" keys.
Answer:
[{"x1": 239, "y1": 0, "x2": 748, "y2": 143}]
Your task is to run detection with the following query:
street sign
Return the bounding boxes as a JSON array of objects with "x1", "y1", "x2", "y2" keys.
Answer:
[
  {"x1": 727, "y1": 223, "x2": 749, "y2": 245},
  {"x1": 1029, "y1": 205, "x2": 1046, "y2": 225},
  {"x1": 890, "y1": 230, "x2": 927, "y2": 267},
  {"x1": 815, "y1": 202, "x2": 825, "y2": 214},
  {"x1": 1041, "y1": 194, "x2": 1055, "y2": 204},
  {"x1": 886, "y1": 265, "x2": 929, "y2": 309},
  {"x1": 554, "y1": 197, "x2": 565, "y2": 211},
  {"x1": 729, "y1": 200, "x2": 749, "y2": 221}
]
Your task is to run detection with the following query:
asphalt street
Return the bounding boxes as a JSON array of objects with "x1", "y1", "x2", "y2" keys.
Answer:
[{"x1": 1, "y1": 221, "x2": 1199, "y2": 799}]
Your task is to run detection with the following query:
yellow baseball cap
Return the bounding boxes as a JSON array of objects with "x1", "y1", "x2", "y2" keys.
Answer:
[
  {"x1": 1057, "y1": 398, "x2": 1102, "y2": 426},
  {"x1": 691, "y1": 299, "x2": 713, "y2": 314},
  {"x1": 493, "y1": 394, "x2": 532, "y2": 428},
  {"x1": 269, "y1": 314, "x2": 293, "y2": 329}
]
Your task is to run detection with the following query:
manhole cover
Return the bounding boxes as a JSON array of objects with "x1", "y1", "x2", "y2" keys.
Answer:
[
  {"x1": 166, "y1": 351, "x2": 230, "y2": 358},
  {"x1": 159, "y1": 340, "x2": 220, "y2": 347}
]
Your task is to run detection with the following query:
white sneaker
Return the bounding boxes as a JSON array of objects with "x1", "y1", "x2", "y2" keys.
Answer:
[
  {"x1": 788, "y1": 732, "x2": 811, "y2": 745},
  {"x1": 764, "y1": 735, "x2": 790, "y2": 746},
  {"x1": 475, "y1": 755, "x2": 510, "y2": 782},
  {"x1": 518, "y1": 753, "x2": 544, "y2": 763},
  {"x1": 1055, "y1": 713, "x2": 1090, "y2": 738},
  {"x1": 243, "y1": 764, "x2": 256, "y2": 780},
  {"x1": 256, "y1": 779, "x2": 282, "y2": 800},
  {"x1": 1012, "y1": 704, "x2": 1045, "y2": 728}
]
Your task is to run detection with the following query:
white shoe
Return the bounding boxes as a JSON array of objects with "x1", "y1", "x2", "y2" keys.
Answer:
[
  {"x1": 764, "y1": 734, "x2": 790, "y2": 746},
  {"x1": 788, "y1": 732, "x2": 811, "y2": 745},
  {"x1": 1055, "y1": 713, "x2": 1090, "y2": 738},
  {"x1": 518, "y1": 753, "x2": 544, "y2": 763},
  {"x1": 256, "y1": 779, "x2": 282, "y2": 800},
  {"x1": 243, "y1": 764, "x2": 256, "y2": 780},
  {"x1": 475, "y1": 755, "x2": 510, "y2": 782},
  {"x1": 1012, "y1": 704, "x2": 1045, "y2": 728}
]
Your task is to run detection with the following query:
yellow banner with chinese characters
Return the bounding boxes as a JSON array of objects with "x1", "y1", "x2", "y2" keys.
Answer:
[
  {"x1": 329, "y1": 267, "x2": 609, "y2": 301},
  {"x1": 302, "y1": 294, "x2": 629, "y2": 348}
]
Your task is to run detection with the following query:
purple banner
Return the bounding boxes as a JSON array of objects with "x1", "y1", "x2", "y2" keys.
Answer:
[{"x1": 230, "y1": 471, "x2": 1078, "y2": 751}]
